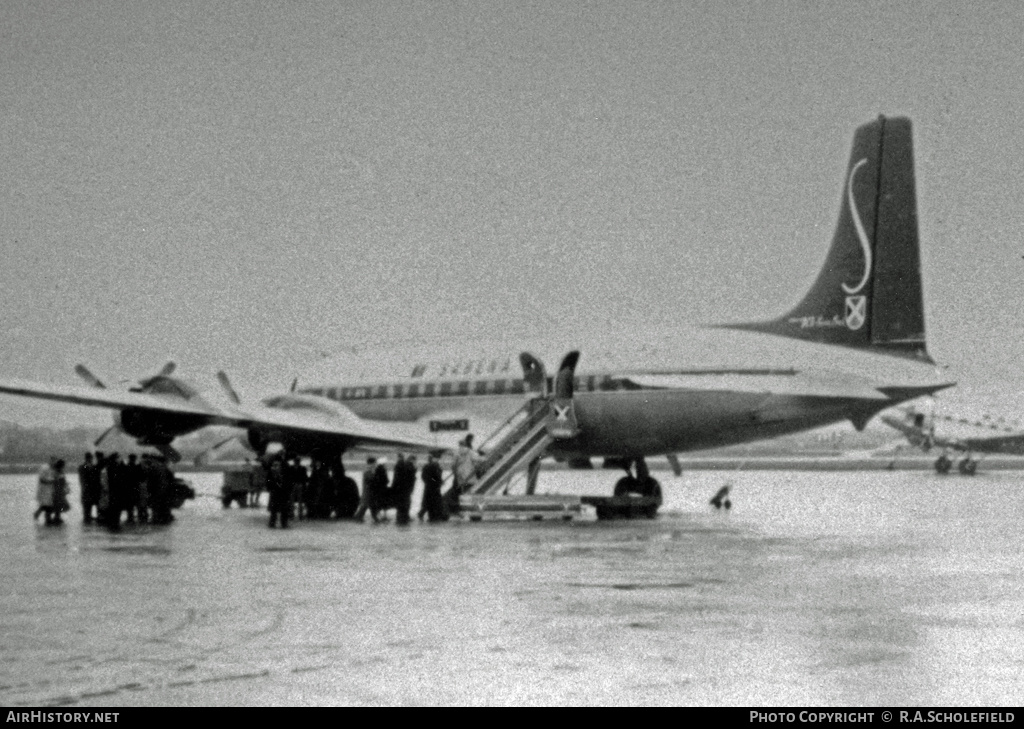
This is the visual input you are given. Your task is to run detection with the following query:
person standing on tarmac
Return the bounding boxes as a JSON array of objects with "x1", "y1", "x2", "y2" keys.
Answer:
[
  {"x1": 249, "y1": 458, "x2": 267, "y2": 507},
  {"x1": 78, "y1": 452, "x2": 101, "y2": 524},
  {"x1": 148, "y1": 454, "x2": 175, "y2": 525},
  {"x1": 52, "y1": 460, "x2": 69, "y2": 523},
  {"x1": 97, "y1": 452, "x2": 110, "y2": 525},
  {"x1": 124, "y1": 454, "x2": 142, "y2": 524},
  {"x1": 418, "y1": 453, "x2": 448, "y2": 522},
  {"x1": 372, "y1": 457, "x2": 391, "y2": 522},
  {"x1": 391, "y1": 453, "x2": 417, "y2": 525},
  {"x1": 307, "y1": 456, "x2": 331, "y2": 519},
  {"x1": 448, "y1": 435, "x2": 482, "y2": 515},
  {"x1": 288, "y1": 456, "x2": 308, "y2": 520},
  {"x1": 267, "y1": 453, "x2": 292, "y2": 528},
  {"x1": 103, "y1": 453, "x2": 125, "y2": 531},
  {"x1": 332, "y1": 456, "x2": 360, "y2": 519},
  {"x1": 355, "y1": 457, "x2": 379, "y2": 523},
  {"x1": 131, "y1": 453, "x2": 149, "y2": 524},
  {"x1": 34, "y1": 458, "x2": 63, "y2": 525}
]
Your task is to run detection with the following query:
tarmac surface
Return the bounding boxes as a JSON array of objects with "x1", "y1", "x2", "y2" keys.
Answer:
[{"x1": 1, "y1": 467, "x2": 1022, "y2": 706}]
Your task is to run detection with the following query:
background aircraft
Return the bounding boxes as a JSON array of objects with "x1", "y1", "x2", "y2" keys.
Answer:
[
  {"x1": 0, "y1": 116, "x2": 954, "y2": 497},
  {"x1": 880, "y1": 401, "x2": 1024, "y2": 473}
]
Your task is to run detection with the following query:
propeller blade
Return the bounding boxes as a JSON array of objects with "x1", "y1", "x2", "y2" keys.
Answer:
[
  {"x1": 94, "y1": 425, "x2": 118, "y2": 447},
  {"x1": 290, "y1": 378, "x2": 298, "y2": 393},
  {"x1": 156, "y1": 444, "x2": 181, "y2": 464},
  {"x1": 137, "y1": 361, "x2": 177, "y2": 390},
  {"x1": 194, "y1": 434, "x2": 242, "y2": 466},
  {"x1": 75, "y1": 364, "x2": 106, "y2": 389},
  {"x1": 217, "y1": 371, "x2": 242, "y2": 405}
]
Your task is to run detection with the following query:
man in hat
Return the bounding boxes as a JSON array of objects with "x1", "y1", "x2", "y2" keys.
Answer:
[
  {"x1": 418, "y1": 453, "x2": 447, "y2": 522},
  {"x1": 267, "y1": 453, "x2": 292, "y2": 528},
  {"x1": 391, "y1": 453, "x2": 417, "y2": 525},
  {"x1": 354, "y1": 457, "x2": 378, "y2": 522},
  {"x1": 78, "y1": 452, "x2": 101, "y2": 524},
  {"x1": 449, "y1": 434, "x2": 482, "y2": 515}
]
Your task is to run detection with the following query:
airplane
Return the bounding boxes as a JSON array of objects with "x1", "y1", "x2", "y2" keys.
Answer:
[
  {"x1": 880, "y1": 402, "x2": 1024, "y2": 473},
  {"x1": 0, "y1": 115, "x2": 955, "y2": 500}
]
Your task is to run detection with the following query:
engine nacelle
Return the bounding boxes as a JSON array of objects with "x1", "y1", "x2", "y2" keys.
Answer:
[
  {"x1": 246, "y1": 427, "x2": 270, "y2": 454},
  {"x1": 117, "y1": 408, "x2": 209, "y2": 445}
]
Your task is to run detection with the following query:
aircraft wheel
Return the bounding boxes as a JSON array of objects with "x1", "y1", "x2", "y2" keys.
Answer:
[{"x1": 614, "y1": 476, "x2": 639, "y2": 496}]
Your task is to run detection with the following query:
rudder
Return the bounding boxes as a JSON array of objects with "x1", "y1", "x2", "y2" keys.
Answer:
[{"x1": 720, "y1": 115, "x2": 931, "y2": 362}]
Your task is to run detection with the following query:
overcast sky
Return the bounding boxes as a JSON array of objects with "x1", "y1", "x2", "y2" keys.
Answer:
[{"x1": 3, "y1": 1, "x2": 1024, "y2": 427}]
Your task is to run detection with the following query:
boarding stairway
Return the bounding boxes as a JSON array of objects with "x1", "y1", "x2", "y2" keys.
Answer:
[
  {"x1": 466, "y1": 397, "x2": 555, "y2": 496},
  {"x1": 458, "y1": 351, "x2": 583, "y2": 520}
]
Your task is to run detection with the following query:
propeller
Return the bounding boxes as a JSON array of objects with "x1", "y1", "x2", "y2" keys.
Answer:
[
  {"x1": 199, "y1": 371, "x2": 253, "y2": 464},
  {"x1": 94, "y1": 425, "x2": 118, "y2": 447},
  {"x1": 75, "y1": 361, "x2": 179, "y2": 450},
  {"x1": 216, "y1": 371, "x2": 241, "y2": 405},
  {"x1": 137, "y1": 362, "x2": 176, "y2": 389},
  {"x1": 75, "y1": 361, "x2": 176, "y2": 392},
  {"x1": 194, "y1": 433, "x2": 241, "y2": 466},
  {"x1": 211, "y1": 370, "x2": 301, "y2": 461},
  {"x1": 75, "y1": 364, "x2": 106, "y2": 389}
]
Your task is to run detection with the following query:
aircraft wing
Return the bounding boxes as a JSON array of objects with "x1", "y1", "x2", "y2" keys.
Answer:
[
  {"x1": 0, "y1": 377, "x2": 440, "y2": 454},
  {"x1": 224, "y1": 396, "x2": 443, "y2": 454},
  {"x1": 0, "y1": 376, "x2": 225, "y2": 418}
]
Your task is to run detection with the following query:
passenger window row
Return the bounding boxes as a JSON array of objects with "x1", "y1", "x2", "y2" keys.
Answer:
[{"x1": 303, "y1": 375, "x2": 620, "y2": 401}]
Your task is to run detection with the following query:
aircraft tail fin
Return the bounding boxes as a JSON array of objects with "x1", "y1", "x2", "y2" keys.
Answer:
[{"x1": 719, "y1": 115, "x2": 931, "y2": 362}]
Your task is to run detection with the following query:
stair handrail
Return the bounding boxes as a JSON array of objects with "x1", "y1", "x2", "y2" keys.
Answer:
[
  {"x1": 472, "y1": 399, "x2": 549, "y2": 475},
  {"x1": 471, "y1": 420, "x2": 553, "y2": 495},
  {"x1": 476, "y1": 395, "x2": 540, "y2": 453}
]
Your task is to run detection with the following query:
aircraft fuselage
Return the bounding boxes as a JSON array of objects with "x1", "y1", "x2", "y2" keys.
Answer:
[{"x1": 283, "y1": 329, "x2": 950, "y2": 458}]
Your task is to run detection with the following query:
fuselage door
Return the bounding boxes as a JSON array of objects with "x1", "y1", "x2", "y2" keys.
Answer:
[{"x1": 519, "y1": 352, "x2": 547, "y2": 395}]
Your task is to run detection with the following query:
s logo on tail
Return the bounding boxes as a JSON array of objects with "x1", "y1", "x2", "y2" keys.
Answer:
[{"x1": 843, "y1": 158, "x2": 872, "y2": 296}]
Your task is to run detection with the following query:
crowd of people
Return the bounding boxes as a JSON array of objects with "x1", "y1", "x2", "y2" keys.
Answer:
[
  {"x1": 34, "y1": 451, "x2": 184, "y2": 530},
  {"x1": 252, "y1": 434, "x2": 486, "y2": 529},
  {"x1": 253, "y1": 450, "x2": 455, "y2": 528},
  {"x1": 34, "y1": 434, "x2": 488, "y2": 532}
]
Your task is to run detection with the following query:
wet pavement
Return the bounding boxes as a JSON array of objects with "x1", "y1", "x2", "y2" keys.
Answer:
[{"x1": 1, "y1": 467, "x2": 1022, "y2": 706}]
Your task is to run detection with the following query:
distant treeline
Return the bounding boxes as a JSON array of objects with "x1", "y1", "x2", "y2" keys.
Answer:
[
  {"x1": 0, "y1": 420, "x2": 246, "y2": 467},
  {"x1": 0, "y1": 421, "x2": 99, "y2": 464}
]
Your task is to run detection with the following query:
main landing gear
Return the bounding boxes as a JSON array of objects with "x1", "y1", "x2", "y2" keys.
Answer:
[
  {"x1": 586, "y1": 457, "x2": 663, "y2": 519},
  {"x1": 934, "y1": 452, "x2": 977, "y2": 476}
]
